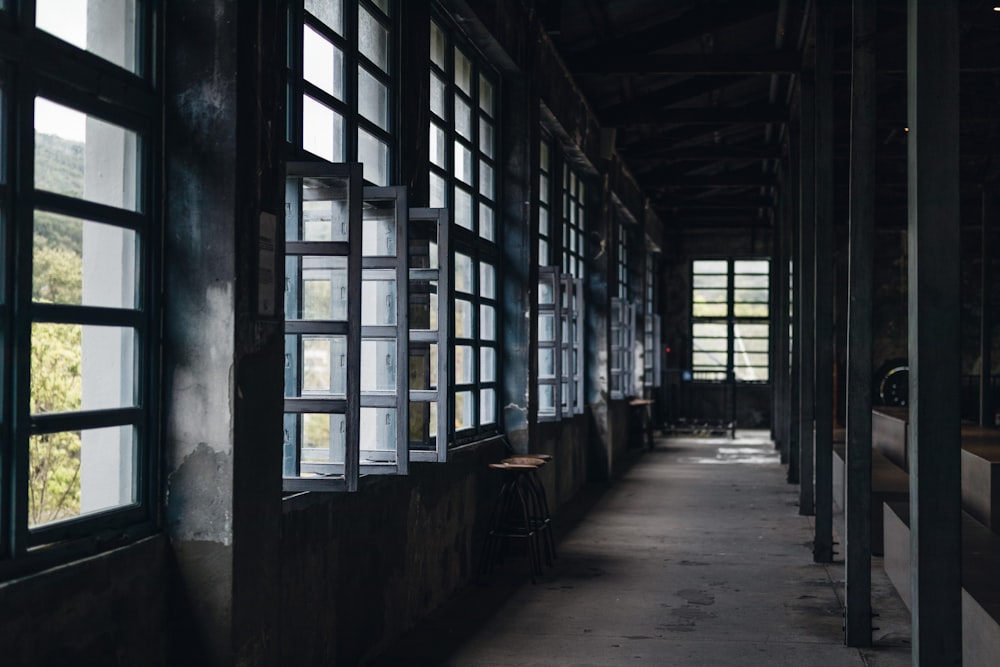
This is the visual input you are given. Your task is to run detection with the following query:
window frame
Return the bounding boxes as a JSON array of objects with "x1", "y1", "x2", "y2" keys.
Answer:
[
  {"x1": 690, "y1": 257, "x2": 771, "y2": 384},
  {"x1": 0, "y1": 0, "x2": 162, "y2": 574},
  {"x1": 286, "y1": 0, "x2": 397, "y2": 185},
  {"x1": 428, "y1": 12, "x2": 501, "y2": 446}
]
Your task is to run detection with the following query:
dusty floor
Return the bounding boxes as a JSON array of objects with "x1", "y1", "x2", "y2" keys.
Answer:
[{"x1": 371, "y1": 432, "x2": 911, "y2": 666}]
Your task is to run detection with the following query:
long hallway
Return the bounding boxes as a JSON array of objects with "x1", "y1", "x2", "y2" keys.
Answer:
[{"x1": 373, "y1": 433, "x2": 911, "y2": 666}]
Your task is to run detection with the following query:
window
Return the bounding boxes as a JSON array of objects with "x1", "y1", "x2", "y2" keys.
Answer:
[
  {"x1": 610, "y1": 219, "x2": 636, "y2": 399},
  {"x1": 691, "y1": 259, "x2": 770, "y2": 382},
  {"x1": 643, "y1": 252, "x2": 662, "y2": 389},
  {"x1": 1, "y1": 2, "x2": 160, "y2": 572},
  {"x1": 536, "y1": 139, "x2": 586, "y2": 420},
  {"x1": 288, "y1": 0, "x2": 395, "y2": 184},
  {"x1": 429, "y1": 17, "x2": 499, "y2": 442}
]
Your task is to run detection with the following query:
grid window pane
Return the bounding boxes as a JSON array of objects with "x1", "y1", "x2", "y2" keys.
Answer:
[
  {"x1": 29, "y1": 425, "x2": 136, "y2": 528},
  {"x1": 36, "y1": 0, "x2": 138, "y2": 73},
  {"x1": 454, "y1": 48, "x2": 472, "y2": 94},
  {"x1": 358, "y1": 67, "x2": 389, "y2": 130},
  {"x1": 302, "y1": 95, "x2": 345, "y2": 162},
  {"x1": 358, "y1": 7, "x2": 389, "y2": 72},
  {"x1": 358, "y1": 127, "x2": 389, "y2": 186},
  {"x1": 35, "y1": 98, "x2": 140, "y2": 212},
  {"x1": 430, "y1": 21, "x2": 446, "y2": 69},
  {"x1": 31, "y1": 323, "x2": 136, "y2": 414},
  {"x1": 480, "y1": 388, "x2": 496, "y2": 425},
  {"x1": 306, "y1": 0, "x2": 343, "y2": 34},
  {"x1": 304, "y1": 25, "x2": 344, "y2": 99},
  {"x1": 33, "y1": 212, "x2": 137, "y2": 309}
]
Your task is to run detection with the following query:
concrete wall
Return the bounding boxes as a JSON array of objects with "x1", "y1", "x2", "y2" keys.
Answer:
[{"x1": 0, "y1": 537, "x2": 167, "y2": 667}]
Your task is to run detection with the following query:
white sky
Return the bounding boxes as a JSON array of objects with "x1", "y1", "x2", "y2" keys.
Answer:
[{"x1": 34, "y1": 1, "x2": 87, "y2": 142}]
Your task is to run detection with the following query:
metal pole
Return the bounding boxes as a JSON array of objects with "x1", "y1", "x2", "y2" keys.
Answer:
[
  {"x1": 907, "y1": 1, "x2": 963, "y2": 663},
  {"x1": 813, "y1": 0, "x2": 835, "y2": 563},
  {"x1": 845, "y1": 0, "x2": 875, "y2": 646},
  {"x1": 798, "y1": 68, "x2": 816, "y2": 513},
  {"x1": 981, "y1": 189, "x2": 994, "y2": 428}
]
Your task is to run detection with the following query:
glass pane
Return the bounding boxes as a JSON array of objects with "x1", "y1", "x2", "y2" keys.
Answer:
[
  {"x1": 370, "y1": 0, "x2": 390, "y2": 17},
  {"x1": 479, "y1": 204, "x2": 494, "y2": 242},
  {"x1": 455, "y1": 345, "x2": 474, "y2": 384},
  {"x1": 291, "y1": 334, "x2": 347, "y2": 397},
  {"x1": 539, "y1": 348, "x2": 555, "y2": 379},
  {"x1": 362, "y1": 271, "x2": 396, "y2": 325},
  {"x1": 303, "y1": 25, "x2": 344, "y2": 99},
  {"x1": 429, "y1": 172, "x2": 446, "y2": 208},
  {"x1": 359, "y1": 7, "x2": 389, "y2": 72},
  {"x1": 480, "y1": 305, "x2": 495, "y2": 341},
  {"x1": 480, "y1": 263, "x2": 495, "y2": 299},
  {"x1": 359, "y1": 67, "x2": 389, "y2": 131},
  {"x1": 734, "y1": 288, "x2": 769, "y2": 303},
  {"x1": 693, "y1": 352, "x2": 727, "y2": 368},
  {"x1": 430, "y1": 21, "x2": 446, "y2": 70},
  {"x1": 539, "y1": 313, "x2": 555, "y2": 342},
  {"x1": 409, "y1": 401, "x2": 436, "y2": 448},
  {"x1": 358, "y1": 128, "x2": 389, "y2": 186},
  {"x1": 734, "y1": 302, "x2": 768, "y2": 317},
  {"x1": 693, "y1": 322, "x2": 727, "y2": 338},
  {"x1": 539, "y1": 278, "x2": 555, "y2": 305},
  {"x1": 481, "y1": 347, "x2": 496, "y2": 382},
  {"x1": 693, "y1": 274, "x2": 727, "y2": 289},
  {"x1": 430, "y1": 123, "x2": 447, "y2": 169},
  {"x1": 35, "y1": 98, "x2": 139, "y2": 211},
  {"x1": 409, "y1": 284, "x2": 438, "y2": 330},
  {"x1": 538, "y1": 384, "x2": 555, "y2": 414},
  {"x1": 454, "y1": 142, "x2": 473, "y2": 185},
  {"x1": 454, "y1": 253, "x2": 473, "y2": 293},
  {"x1": 455, "y1": 390, "x2": 474, "y2": 430},
  {"x1": 33, "y1": 213, "x2": 137, "y2": 309},
  {"x1": 452, "y1": 98, "x2": 471, "y2": 141},
  {"x1": 36, "y1": 0, "x2": 138, "y2": 73},
  {"x1": 694, "y1": 260, "x2": 728, "y2": 274},
  {"x1": 299, "y1": 196, "x2": 349, "y2": 242},
  {"x1": 297, "y1": 412, "x2": 346, "y2": 464},
  {"x1": 361, "y1": 339, "x2": 397, "y2": 392},
  {"x1": 360, "y1": 407, "x2": 396, "y2": 454},
  {"x1": 29, "y1": 425, "x2": 135, "y2": 528},
  {"x1": 736, "y1": 323, "x2": 770, "y2": 339},
  {"x1": 454, "y1": 187, "x2": 473, "y2": 230},
  {"x1": 306, "y1": 0, "x2": 343, "y2": 34},
  {"x1": 363, "y1": 201, "x2": 396, "y2": 257},
  {"x1": 479, "y1": 75, "x2": 494, "y2": 116},
  {"x1": 286, "y1": 255, "x2": 348, "y2": 321},
  {"x1": 540, "y1": 173, "x2": 549, "y2": 204},
  {"x1": 454, "y1": 48, "x2": 472, "y2": 94},
  {"x1": 303, "y1": 95, "x2": 344, "y2": 162},
  {"x1": 480, "y1": 388, "x2": 496, "y2": 425},
  {"x1": 430, "y1": 72, "x2": 446, "y2": 119},
  {"x1": 31, "y1": 323, "x2": 135, "y2": 413},
  {"x1": 454, "y1": 299, "x2": 473, "y2": 338},
  {"x1": 693, "y1": 302, "x2": 728, "y2": 318},
  {"x1": 479, "y1": 161, "x2": 494, "y2": 199},
  {"x1": 735, "y1": 260, "x2": 769, "y2": 275},
  {"x1": 479, "y1": 118, "x2": 494, "y2": 158},
  {"x1": 409, "y1": 342, "x2": 437, "y2": 390},
  {"x1": 735, "y1": 272, "x2": 769, "y2": 289}
]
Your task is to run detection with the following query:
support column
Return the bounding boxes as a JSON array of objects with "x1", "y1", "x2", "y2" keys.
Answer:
[
  {"x1": 845, "y1": 0, "x2": 875, "y2": 646},
  {"x1": 813, "y1": 0, "x2": 835, "y2": 562},
  {"x1": 907, "y1": 1, "x2": 962, "y2": 663},
  {"x1": 774, "y1": 164, "x2": 790, "y2": 461},
  {"x1": 788, "y1": 115, "x2": 801, "y2": 484},
  {"x1": 981, "y1": 189, "x2": 994, "y2": 427},
  {"x1": 798, "y1": 69, "x2": 816, "y2": 512}
]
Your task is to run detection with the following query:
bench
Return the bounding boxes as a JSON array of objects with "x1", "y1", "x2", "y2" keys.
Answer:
[{"x1": 832, "y1": 442, "x2": 908, "y2": 555}]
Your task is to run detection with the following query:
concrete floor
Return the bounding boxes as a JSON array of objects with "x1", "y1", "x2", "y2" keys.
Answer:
[{"x1": 371, "y1": 432, "x2": 911, "y2": 666}]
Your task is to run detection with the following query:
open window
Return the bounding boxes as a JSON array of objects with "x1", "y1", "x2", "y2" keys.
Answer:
[
  {"x1": 407, "y1": 207, "x2": 449, "y2": 462},
  {"x1": 610, "y1": 297, "x2": 637, "y2": 400}
]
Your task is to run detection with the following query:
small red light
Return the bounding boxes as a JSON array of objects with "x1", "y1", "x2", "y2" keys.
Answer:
[{"x1": 664, "y1": 347, "x2": 672, "y2": 354}]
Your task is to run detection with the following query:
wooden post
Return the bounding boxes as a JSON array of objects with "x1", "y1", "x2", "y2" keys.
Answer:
[
  {"x1": 788, "y1": 113, "x2": 801, "y2": 484},
  {"x1": 907, "y1": 1, "x2": 962, "y2": 663},
  {"x1": 845, "y1": 0, "x2": 875, "y2": 646}
]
